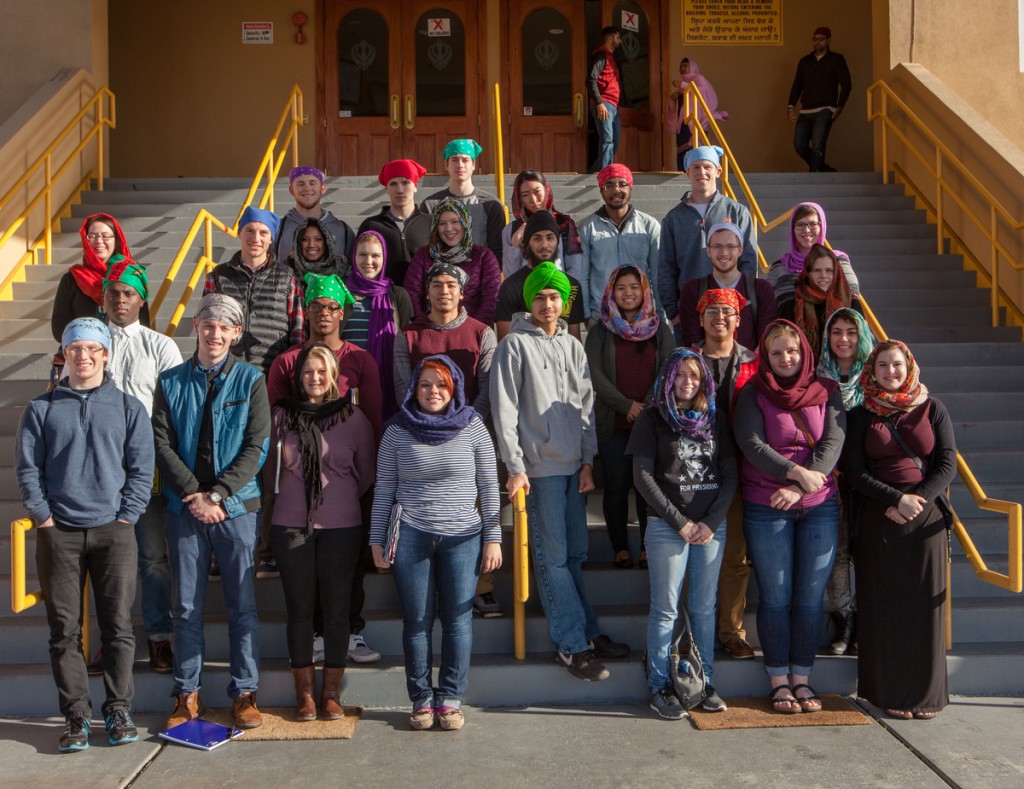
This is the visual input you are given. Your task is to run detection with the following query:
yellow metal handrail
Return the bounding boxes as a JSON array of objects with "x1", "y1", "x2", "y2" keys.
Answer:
[
  {"x1": 512, "y1": 488, "x2": 530, "y2": 660},
  {"x1": 150, "y1": 85, "x2": 305, "y2": 331},
  {"x1": 681, "y1": 81, "x2": 1021, "y2": 596},
  {"x1": 492, "y1": 83, "x2": 509, "y2": 223},
  {"x1": 867, "y1": 80, "x2": 1024, "y2": 329},
  {"x1": 0, "y1": 87, "x2": 115, "y2": 298}
]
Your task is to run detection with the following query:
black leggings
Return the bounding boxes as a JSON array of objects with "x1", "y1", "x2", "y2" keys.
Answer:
[{"x1": 271, "y1": 526, "x2": 363, "y2": 668}]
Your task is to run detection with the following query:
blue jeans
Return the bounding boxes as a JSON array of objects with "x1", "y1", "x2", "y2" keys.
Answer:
[
  {"x1": 645, "y1": 516, "x2": 726, "y2": 693},
  {"x1": 390, "y1": 525, "x2": 481, "y2": 709},
  {"x1": 526, "y1": 471, "x2": 599, "y2": 654},
  {"x1": 590, "y1": 103, "x2": 621, "y2": 172},
  {"x1": 167, "y1": 509, "x2": 260, "y2": 699},
  {"x1": 743, "y1": 497, "x2": 839, "y2": 676},
  {"x1": 135, "y1": 495, "x2": 172, "y2": 639},
  {"x1": 599, "y1": 428, "x2": 647, "y2": 553},
  {"x1": 793, "y1": 108, "x2": 834, "y2": 172}
]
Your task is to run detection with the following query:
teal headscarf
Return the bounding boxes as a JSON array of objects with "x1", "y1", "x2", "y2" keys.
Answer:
[
  {"x1": 816, "y1": 308, "x2": 876, "y2": 411},
  {"x1": 442, "y1": 139, "x2": 483, "y2": 160}
]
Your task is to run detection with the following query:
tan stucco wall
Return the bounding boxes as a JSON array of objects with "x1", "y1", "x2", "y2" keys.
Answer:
[
  {"x1": 108, "y1": 0, "x2": 316, "y2": 177},
  {"x1": 663, "y1": 1, "x2": 875, "y2": 173}
]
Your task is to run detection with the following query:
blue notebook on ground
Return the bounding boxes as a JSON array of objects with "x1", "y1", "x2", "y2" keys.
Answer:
[{"x1": 159, "y1": 718, "x2": 244, "y2": 750}]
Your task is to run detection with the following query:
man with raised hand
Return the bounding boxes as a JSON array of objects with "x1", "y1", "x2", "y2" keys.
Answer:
[
  {"x1": 16, "y1": 317, "x2": 154, "y2": 752},
  {"x1": 276, "y1": 165, "x2": 356, "y2": 262},
  {"x1": 153, "y1": 293, "x2": 270, "y2": 732},
  {"x1": 419, "y1": 139, "x2": 505, "y2": 259},
  {"x1": 359, "y1": 159, "x2": 432, "y2": 288},
  {"x1": 491, "y1": 262, "x2": 630, "y2": 681},
  {"x1": 658, "y1": 145, "x2": 758, "y2": 342}
]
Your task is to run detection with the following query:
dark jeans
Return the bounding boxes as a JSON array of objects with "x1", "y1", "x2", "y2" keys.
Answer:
[
  {"x1": 793, "y1": 108, "x2": 834, "y2": 172},
  {"x1": 272, "y1": 526, "x2": 363, "y2": 669},
  {"x1": 36, "y1": 520, "x2": 138, "y2": 717},
  {"x1": 135, "y1": 495, "x2": 171, "y2": 638},
  {"x1": 599, "y1": 428, "x2": 647, "y2": 553}
]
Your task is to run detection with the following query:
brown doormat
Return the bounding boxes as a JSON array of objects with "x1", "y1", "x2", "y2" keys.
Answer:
[
  {"x1": 202, "y1": 706, "x2": 362, "y2": 740},
  {"x1": 689, "y1": 694, "x2": 870, "y2": 730}
]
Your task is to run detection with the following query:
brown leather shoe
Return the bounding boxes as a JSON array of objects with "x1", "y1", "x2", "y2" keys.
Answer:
[
  {"x1": 232, "y1": 692, "x2": 263, "y2": 729},
  {"x1": 292, "y1": 667, "x2": 317, "y2": 722},
  {"x1": 148, "y1": 640, "x2": 173, "y2": 674},
  {"x1": 321, "y1": 667, "x2": 345, "y2": 720},
  {"x1": 165, "y1": 691, "x2": 205, "y2": 730},
  {"x1": 722, "y1": 636, "x2": 755, "y2": 659}
]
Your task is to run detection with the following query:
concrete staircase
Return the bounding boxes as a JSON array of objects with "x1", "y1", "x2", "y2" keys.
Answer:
[{"x1": 0, "y1": 172, "x2": 1021, "y2": 715}]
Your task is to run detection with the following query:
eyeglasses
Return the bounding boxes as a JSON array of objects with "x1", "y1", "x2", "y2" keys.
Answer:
[
  {"x1": 307, "y1": 302, "x2": 342, "y2": 314},
  {"x1": 601, "y1": 180, "x2": 630, "y2": 191},
  {"x1": 86, "y1": 233, "x2": 115, "y2": 242},
  {"x1": 707, "y1": 244, "x2": 741, "y2": 253},
  {"x1": 703, "y1": 307, "x2": 738, "y2": 318},
  {"x1": 65, "y1": 344, "x2": 106, "y2": 356},
  {"x1": 794, "y1": 222, "x2": 821, "y2": 232}
]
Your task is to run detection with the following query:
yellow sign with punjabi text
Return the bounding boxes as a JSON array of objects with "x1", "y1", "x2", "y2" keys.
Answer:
[{"x1": 683, "y1": 0, "x2": 783, "y2": 46}]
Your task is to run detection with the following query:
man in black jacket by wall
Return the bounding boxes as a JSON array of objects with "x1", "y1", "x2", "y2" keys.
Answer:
[{"x1": 786, "y1": 27, "x2": 852, "y2": 172}]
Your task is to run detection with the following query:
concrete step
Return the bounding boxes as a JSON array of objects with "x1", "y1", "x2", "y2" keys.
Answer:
[
  {"x1": 865, "y1": 289, "x2": 989, "y2": 309},
  {"x1": 922, "y1": 367, "x2": 1024, "y2": 391}
]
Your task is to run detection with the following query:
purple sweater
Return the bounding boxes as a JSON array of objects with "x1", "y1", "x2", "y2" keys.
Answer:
[
  {"x1": 270, "y1": 407, "x2": 376, "y2": 529},
  {"x1": 404, "y1": 244, "x2": 502, "y2": 325}
]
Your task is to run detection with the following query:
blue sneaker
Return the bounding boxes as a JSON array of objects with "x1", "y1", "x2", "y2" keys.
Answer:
[
  {"x1": 58, "y1": 715, "x2": 91, "y2": 752},
  {"x1": 104, "y1": 707, "x2": 139, "y2": 745}
]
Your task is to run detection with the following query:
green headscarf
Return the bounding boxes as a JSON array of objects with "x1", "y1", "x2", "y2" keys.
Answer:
[
  {"x1": 103, "y1": 256, "x2": 149, "y2": 300},
  {"x1": 816, "y1": 307, "x2": 876, "y2": 411},
  {"x1": 303, "y1": 272, "x2": 354, "y2": 307},
  {"x1": 442, "y1": 139, "x2": 483, "y2": 160},
  {"x1": 524, "y1": 261, "x2": 570, "y2": 307}
]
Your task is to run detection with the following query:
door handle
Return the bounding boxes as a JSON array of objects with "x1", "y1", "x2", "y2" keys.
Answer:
[
  {"x1": 390, "y1": 94, "x2": 400, "y2": 130},
  {"x1": 404, "y1": 94, "x2": 415, "y2": 130},
  {"x1": 573, "y1": 93, "x2": 584, "y2": 129}
]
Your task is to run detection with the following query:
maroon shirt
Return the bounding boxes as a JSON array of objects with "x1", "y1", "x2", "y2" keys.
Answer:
[{"x1": 613, "y1": 335, "x2": 657, "y2": 430}]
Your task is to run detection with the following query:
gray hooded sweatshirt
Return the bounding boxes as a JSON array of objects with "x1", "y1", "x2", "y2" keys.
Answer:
[{"x1": 490, "y1": 312, "x2": 597, "y2": 478}]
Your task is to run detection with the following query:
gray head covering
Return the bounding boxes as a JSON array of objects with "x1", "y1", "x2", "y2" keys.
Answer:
[{"x1": 195, "y1": 293, "x2": 244, "y2": 327}]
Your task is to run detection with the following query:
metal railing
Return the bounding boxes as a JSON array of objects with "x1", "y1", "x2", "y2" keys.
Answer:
[
  {"x1": 150, "y1": 85, "x2": 305, "y2": 332},
  {"x1": 492, "y1": 83, "x2": 509, "y2": 223},
  {"x1": 0, "y1": 86, "x2": 115, "y2": 299},
  {"x1": 867, "y1": 80, "x2": 1024, "y2": 332},
  {"x1": 512, "y1": 488, "x2": 529, "y2": 660}
]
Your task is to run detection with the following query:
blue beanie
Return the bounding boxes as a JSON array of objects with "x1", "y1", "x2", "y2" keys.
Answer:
[
  {"x1": 683, "y1": 145, "x2": 724, "y2": 170},
  {"x1": 62, "y1": 317, "x2": 111, "y2": 350},
  {"x1": 238, "y1": 206, "x2": 282, "y2": 240}
]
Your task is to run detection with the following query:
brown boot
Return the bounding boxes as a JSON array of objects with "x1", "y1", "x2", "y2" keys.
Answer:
[
  {"x1": 292, "y1": 666, "x2": 317, "y2": 722},
  {"x1": 232, "y1": 691, "x2": 263, "y2": 729},
  {"x1": 165, "y1": 691, "x2": 205, "y2": 730},
  {"x1": 321, "y1": 667, "x2": 345, "y2": 720}
]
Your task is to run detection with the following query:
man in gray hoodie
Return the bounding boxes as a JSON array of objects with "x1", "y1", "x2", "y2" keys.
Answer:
[{"x1": 490, "y1": 262, "x2": 629, "y2": 681}]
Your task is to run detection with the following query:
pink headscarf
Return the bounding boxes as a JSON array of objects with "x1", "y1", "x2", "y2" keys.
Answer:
[
  {"x1": 667, "y1": 58, "x2": 729, "y2": 135},
  {"x1": 779, "y1": 201, "x2": 849, "y2": 275}
]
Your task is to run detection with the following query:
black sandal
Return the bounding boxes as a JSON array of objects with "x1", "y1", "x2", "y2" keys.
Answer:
[
  {"x1": 791, "y1": 683, "x2": 822, "y2": 713},
  {"x1": 613, "y1": 551, "x2": 633, "y2": 569},
  {"x1": 769, "y1": 684, "x2": 801, "y2": 714}
]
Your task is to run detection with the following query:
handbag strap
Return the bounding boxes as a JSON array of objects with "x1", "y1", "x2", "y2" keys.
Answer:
[{"x1": 882, "y1": 417, "x2": 925, "y2": 472}]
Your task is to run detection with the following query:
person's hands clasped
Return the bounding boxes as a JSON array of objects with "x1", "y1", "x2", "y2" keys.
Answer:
[
  {"x1": 786, "y1": 465, "x2": 827, "y2": 495},
  {"x1": 770, "y1": 485, "x2": 804, "y2": 511},
  {"x1": 481, "y1": 542, "x2": 503, "y2": 574},
  {"x1": 897, "y1": 493, "x2": 926, "y2": 521},
  {"x1": 183, "y1": 492, "x2": 227, "y2": 525},
  {"x1": 884, "y1": 506, "x2": 908, "y2": 524},
  {"x1": 687, "y1": 522, "x2": 714, "y2": 545}
]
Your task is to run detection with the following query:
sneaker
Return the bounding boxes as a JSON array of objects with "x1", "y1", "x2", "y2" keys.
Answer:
[
  {"x1": 255, "y1": 558, "x2": 279, "y2": 579},
  {"x1": 472, "y1": 592, "x2": 504, "y2": 618},
  {"x1": 555, "y1": 649, "x2": 609, "y2": 681},
  {"x1": 104, "y1": 707, "x2": 139, "y2": 745},
  {"x1": 590, "y1": 634, "x2": 630, "y2": 659},
  {"x1": 701, "y1": 685, "x2": 728, "y2": 713},
  {"x1": 312, "y1": 634, "x2": 325, "y2": 664},
  {"x1": 58, "y1": 715, "x2": 91, "y2": 752},
  {"x1": 347, "y1": 633, "x2": 381, "y2": 663},
  {"x1": 208, "y1": 553, "x2": 221, "y2": 581},
  {"x1": 650, "y1": 688, "x2": 685, "y2": 720}
]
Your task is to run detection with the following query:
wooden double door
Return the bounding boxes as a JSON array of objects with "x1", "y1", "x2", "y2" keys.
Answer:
[{"x1": 319, "y1": 0, "x2": 662, "y2": 175}]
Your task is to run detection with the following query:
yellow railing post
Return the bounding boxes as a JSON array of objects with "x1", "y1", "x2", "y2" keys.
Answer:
[
  {"x1": 492, "y1": 83, "x2": 509, "y2": 222},
  {"x1": 991, "y1": 206, "x2": 1000, "y2": 326},
  {"x1": 11, "y1": 519, "x2": 42, "y2": 613},
  {"x1": 512, "y1": 488, "x2": 530, "y2": 660}
]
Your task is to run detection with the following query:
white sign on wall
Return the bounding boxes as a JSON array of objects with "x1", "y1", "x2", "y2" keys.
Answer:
[
  {"x1": 621, "y1": 10, "x2": 639, "y2": 33},
  {"x1": 428, "y1": 18, "x2": 451, "y2": 37},
  {"x1": 243, "y1": 22, "x2": 273, "y2": 44}
]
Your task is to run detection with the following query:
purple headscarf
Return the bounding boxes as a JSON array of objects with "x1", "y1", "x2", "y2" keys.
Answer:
[
  {"x1": 779, "y1": 201, "x2": 848, "y2": 274},
  {"x1": 347, "y1": 229, "x2": 398, "y2": 418}
]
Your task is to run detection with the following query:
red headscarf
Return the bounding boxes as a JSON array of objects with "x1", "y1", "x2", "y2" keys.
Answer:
[
  {"x1": 753, "y1": 319, "x2": 837, "y2": 410},
  {"x1": 509, "y1": 170, "x2": 582, "y2": 257},
  {"x1": 596, "y1": 163, "x2": 634, "y2": 188},
  {"x1": 793, "y1": 244, "x2": 853, "y2": 359},
  {"x1": 74, "y1": 213, "x2": 131, "y2": 305}
]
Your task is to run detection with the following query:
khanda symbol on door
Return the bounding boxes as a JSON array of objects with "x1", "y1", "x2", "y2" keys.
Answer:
[
  {"x1": 534, "y1": 39, "x2": 559, "y2": 71},
  {"x1": 351, "y1": 40, "x2": 377, "y2": 71},
  {"x1": 621, "y1": 31, "x2": 640, "y2": 61},
  {"x1": 428, "y1": 39, "x2": 453, "y2": 71}
]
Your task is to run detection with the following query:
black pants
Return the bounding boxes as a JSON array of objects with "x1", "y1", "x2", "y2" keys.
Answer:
[
  {"x1": 599, "y1": 428, "x2": 648, "y2": 553},
  {"x1": 271, "y1": 526, "x2": 363, "y2": 668},
  {"x1": 36, "y1": 520, "x2": 137, "y2": 717}
]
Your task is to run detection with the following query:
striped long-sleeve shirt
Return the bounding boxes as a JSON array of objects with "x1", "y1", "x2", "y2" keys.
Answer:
[{"x1": 369, "y1": 414, "x2": 501, "y2": 545}]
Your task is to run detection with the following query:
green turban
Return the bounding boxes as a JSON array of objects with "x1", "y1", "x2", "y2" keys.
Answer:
[
  {"x1": 103, "y1": 255, "x2": 150, "y2": 300},
  {"x1": 523, "y1": 261, "x2": 570, "y2": 307},
  {"x1": 442, "y1": 138, "x2": 483, "y2": 160},
  {"x1": 303, "y1": 272, "x2": 354, "y2": 307}
]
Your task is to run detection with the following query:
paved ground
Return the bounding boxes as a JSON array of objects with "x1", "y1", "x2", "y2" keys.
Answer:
[{"x1": 1, "y1": 696, "x2": 1021, "y2": 788}]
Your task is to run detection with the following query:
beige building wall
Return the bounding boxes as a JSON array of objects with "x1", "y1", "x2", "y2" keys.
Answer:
[{"x1": 108, "y1": 0, "x2": 316, "y2": 177}]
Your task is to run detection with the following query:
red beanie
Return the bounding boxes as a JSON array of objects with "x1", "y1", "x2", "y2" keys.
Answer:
[{"x1": 378, "y1": 159, "x2": 428, "y2": 187}]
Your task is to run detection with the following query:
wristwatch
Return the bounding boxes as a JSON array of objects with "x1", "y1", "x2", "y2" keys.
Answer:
[{"x1": 206, "y1": 490, "x2": 223, "y2": 504}]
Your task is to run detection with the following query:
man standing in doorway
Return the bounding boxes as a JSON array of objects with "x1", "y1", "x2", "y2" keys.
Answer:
[
  {"x1": 587, "y1": 25, "x2": 623, "y2": 172},
  {"x1": 787, "y1": 27, "x2": 852, "y2": 173}
]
